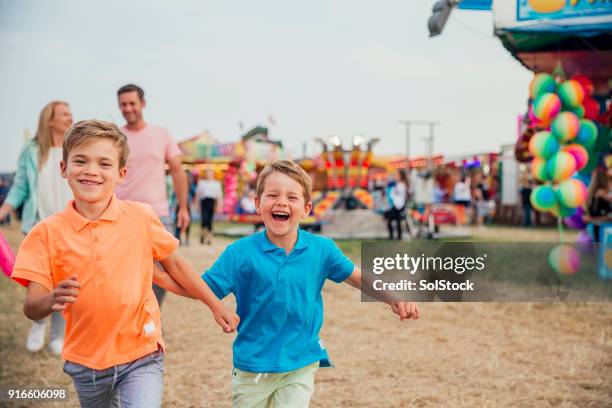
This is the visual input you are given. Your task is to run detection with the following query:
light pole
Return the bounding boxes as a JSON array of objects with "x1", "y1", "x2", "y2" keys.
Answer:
[{"x1": 398, "y1": 120, "x2": 440, "y2": 168}]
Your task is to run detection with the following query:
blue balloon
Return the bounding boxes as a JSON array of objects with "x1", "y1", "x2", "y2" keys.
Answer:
[{"x1": 572, "y1": 171, "x2": 591, "y2": 186}]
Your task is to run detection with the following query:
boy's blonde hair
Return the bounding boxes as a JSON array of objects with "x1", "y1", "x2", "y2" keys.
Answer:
[
  {"x1": 256, "y1": 160, "x2": 312, "y2": 203},
  {"x1": 63, "y1": 120, "x2": 130, "y2": 168}
]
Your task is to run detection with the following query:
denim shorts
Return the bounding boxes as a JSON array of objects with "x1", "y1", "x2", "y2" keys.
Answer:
[{"x1": 63, "y1": 349, "x2": 164, "y2": 408}]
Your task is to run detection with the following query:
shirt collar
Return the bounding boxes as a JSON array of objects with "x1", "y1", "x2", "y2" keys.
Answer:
[
  {"x1": 63, "y1": 195, "x2": 120, "y2": 232},
  {"x1": 259, "y1": 228, "x2": 308, "y2": 253}
]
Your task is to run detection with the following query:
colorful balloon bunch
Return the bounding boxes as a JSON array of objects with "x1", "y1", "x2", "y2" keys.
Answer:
[
  {"x1": 528, "y1": 73, "x2": 600, "y2": 127},
  {"x1": 527, "y1": 73, "x2": 600, "y2": 219},
  {"x1": 526, "y1": 73, "x2": 605, "y2": 276}
]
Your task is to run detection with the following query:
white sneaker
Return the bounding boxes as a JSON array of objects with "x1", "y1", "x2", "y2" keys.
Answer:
[
  {"x1": 48, "y1": 338, "x2": 64, "y2": 355},
  {"x1": 26, "y1": 321, "x2": 46, "y2": 352}
]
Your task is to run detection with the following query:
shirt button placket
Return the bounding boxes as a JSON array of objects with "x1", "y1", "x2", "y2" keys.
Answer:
[
  {"x1": 91, "y1": 224, "x2": 103, "y2": 279},
  {"x1": 275, "y1": 251, "x2": 288, "y2": 302}
]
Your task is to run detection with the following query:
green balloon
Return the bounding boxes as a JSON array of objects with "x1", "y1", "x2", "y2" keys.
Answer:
[{"x1": 530, "y1": 185, "x2": 557, "y2": 212}]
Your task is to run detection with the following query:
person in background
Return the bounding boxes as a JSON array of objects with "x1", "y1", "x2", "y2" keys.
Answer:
[
  {"x1": 453, "y1": 175, "x2": 472, "y2": 223},
  {"x1": 472, "y1": 172, "x2": 489, "y2": 226},
  {"x1": 473, "y1": 187, "x2": 487, "y2": 226},
  {"x1": 386, "y1": 169, "x2": 408, "y2": 240},
  {"x1": 586, "y1": 169, "x2": 612, "y2": 242},
  {"x1": 433, "y1": 180, "x2": 445, "y2": 204},
  {"x1": 372, "y1": 179, "x2": 388, "y2": 215},
  {"x1": 196, "y1": 169, "x2": 223, "y2": 245},
  {"x1": 239, "y1": 188, "x2": 257, "y2": 214},
  {"x1": 520, "y1": 179, "x2": 533, "y2": 227},
  {"x1": 0, "y1": 101, "x2": 73, "y2": 354},
  {"x1": 453, "y1": 175, "x2": 471, "y2": 207},
  {"x1": 115, "y1": 84, "x2": 189, "y2": 307},
  {"x1": 0, "y1": 179, "x2": 10, "y2": 225}
]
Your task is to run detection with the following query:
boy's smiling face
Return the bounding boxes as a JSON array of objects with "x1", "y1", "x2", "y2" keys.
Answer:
[
  {"x1": 255, "y1": 172, "x2": 312, "y2": 242},
  {"x1": 61, "y1": 139, "x2": 126, "y2": 206}
]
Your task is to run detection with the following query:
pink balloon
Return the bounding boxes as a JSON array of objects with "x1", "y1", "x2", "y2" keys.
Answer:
[
  {"x1": 563, "y1": 144, "x2": 589, "y2": 171},
  {"x1": 0, "y1": 231, "x2": 26, "y2": 287}
]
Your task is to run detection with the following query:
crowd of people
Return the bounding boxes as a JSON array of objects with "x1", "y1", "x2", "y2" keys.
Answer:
[
  {"x1": 367, "y1": 163, "x2": 612, "y2": 242},
  {"x1": 370, "y1": 168, "x2": 498, "y2": 240}
]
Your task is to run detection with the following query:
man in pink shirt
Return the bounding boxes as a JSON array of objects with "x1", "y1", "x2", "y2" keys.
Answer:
[{"x1": 115, "y1": 84, "x2": 189, "y2": 306}]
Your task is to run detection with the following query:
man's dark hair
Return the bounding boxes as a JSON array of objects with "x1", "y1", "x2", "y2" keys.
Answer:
[{"x1": 117, "y1": 84, "x2": 145, "y2": 101}]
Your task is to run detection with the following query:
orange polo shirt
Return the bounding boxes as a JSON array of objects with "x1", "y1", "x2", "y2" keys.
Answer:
[{"x1": 12, "y1": 195, "x2": 178, "y2": 370}]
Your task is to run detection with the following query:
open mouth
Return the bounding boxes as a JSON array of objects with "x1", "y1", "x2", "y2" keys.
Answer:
[
  {"x1": 271, "y1": 211, "x2": 290, "y2": 221},
  {"x1": 78, "y1": 180, "x2": 102, "y2": 186}
]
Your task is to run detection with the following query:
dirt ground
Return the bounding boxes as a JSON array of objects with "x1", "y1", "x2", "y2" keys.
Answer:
[{"x1": 0, "y1": 223, "x2": 610, "y2": 407}]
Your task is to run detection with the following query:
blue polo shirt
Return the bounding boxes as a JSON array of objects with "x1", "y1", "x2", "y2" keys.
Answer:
[{"x1": 202, "y1": 229, "x2": 354, "y2": 373}]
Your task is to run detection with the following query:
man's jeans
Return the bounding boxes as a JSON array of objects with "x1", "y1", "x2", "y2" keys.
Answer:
[{"x1": 63, "y1": 350, "x2": 164, "y2": 408}]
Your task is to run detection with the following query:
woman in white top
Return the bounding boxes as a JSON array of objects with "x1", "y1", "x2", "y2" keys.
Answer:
[
  {"x1": 453, "y1": 176, "x2": 472, "y2": 206},
  {"x1": 387, "y1": 169, "x2": 409, "y2": 240},
  {"x1": 196, "y1": 170, "x2": 223, "y2": 245},
  {"x1": 0, "y1": 101, "x2": 73, "y2": 355}
]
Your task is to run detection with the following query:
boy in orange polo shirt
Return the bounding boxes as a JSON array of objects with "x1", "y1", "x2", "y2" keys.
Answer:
[{"x1": 12, "y1": 119, "x2": 239, "y2": 407}]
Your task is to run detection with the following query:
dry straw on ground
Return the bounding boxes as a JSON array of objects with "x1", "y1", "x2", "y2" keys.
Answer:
[{"x1": 0, "y1": 224, "x2": 610, "y2": 407}]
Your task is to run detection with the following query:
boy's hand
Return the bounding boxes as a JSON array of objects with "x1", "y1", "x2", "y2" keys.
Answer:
[
  {"x1": 391, "y1": 302, "x2": 419, "y2": 321},
  {"x1": 213, "y1": 306, "x2": 240, "y2": 333},
  {"x1": 51, "y1": 276, "x2": 80, "y2": 311}
]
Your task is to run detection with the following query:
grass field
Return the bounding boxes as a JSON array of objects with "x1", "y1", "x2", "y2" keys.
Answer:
[{"x1": 1, "y1": 222, "x2": 610, "y2": 407}]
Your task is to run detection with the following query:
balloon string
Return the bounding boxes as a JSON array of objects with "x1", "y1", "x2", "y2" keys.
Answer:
[{"x1": 558, "y1": 216, "x2": 564, "y2": 243}]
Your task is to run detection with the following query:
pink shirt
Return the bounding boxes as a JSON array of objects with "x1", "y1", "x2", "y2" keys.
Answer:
[{"x1": 115, "y1": 124, "x2": 182, "y2": 216}]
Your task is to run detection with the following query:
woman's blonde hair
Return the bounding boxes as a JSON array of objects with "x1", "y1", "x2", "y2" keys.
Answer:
[{"x1": 35, "y1": 101, "x2": 69, "y2": 169}]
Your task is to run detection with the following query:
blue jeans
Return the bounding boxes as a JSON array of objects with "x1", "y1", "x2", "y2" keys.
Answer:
[
  {"x1": 63, "y1": 350, "x2": 164, "y2": 408},
  {"x1": 523, "y1": 204, "x2": 532, "y2": 226}
]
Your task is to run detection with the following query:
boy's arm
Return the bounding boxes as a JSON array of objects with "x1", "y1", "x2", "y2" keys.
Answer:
[
  {"x1": 344, "y1": 267, "x2": 419, "y2": 321},
  {"x1": 159, "y1": 253, "x2": 240, "y2": 332},
  {"x1": 152, "y1": 262, "x2": 195, "y2": 298},
  {"x1": 23, "y1": 277, "x2": 80, "y2": 321}
]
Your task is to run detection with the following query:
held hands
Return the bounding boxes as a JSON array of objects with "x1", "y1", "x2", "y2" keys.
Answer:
[
  {"x1": 391, "y1": 302, "x2": 419, "y2": 321},
  {"x1": 213, "y1": 305, "x2": 240, "y2": 333},
  {"x1": 51, "y1": 276, "x2": 80, "y2": 311}
]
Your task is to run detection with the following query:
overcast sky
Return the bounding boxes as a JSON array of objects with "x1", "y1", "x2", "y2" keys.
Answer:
[{"x1": 0, "y1": 0, "x2": 532, "y2": 172}]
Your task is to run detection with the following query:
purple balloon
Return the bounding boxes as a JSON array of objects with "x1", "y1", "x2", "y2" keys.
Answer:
[
  {"x1": 564, "y1": 207, "x2": 586, "y2": 229},
  {"x1": 576, "y1": 229, "x2": 594, "y2": 254}
]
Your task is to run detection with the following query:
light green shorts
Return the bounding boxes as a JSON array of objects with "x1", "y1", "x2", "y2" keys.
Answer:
[{"x1": 232, "y1": 362, "x2": 319, "y2": 408}]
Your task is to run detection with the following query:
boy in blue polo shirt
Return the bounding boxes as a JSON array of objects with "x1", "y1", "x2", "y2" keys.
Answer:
[{"x1": 202, "y1": 160, "x2": 419, "y2": 407}]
